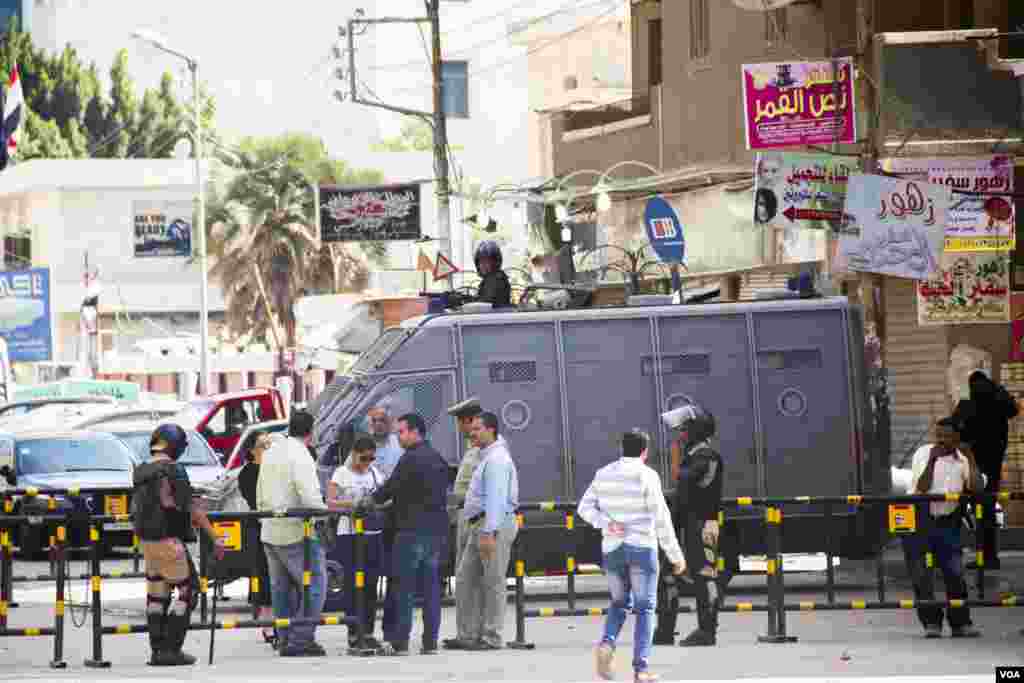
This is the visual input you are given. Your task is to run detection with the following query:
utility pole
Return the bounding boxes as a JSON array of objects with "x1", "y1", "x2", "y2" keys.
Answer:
[{"x1": 340, "y1": 1, "x2": 454, "y2": 287}]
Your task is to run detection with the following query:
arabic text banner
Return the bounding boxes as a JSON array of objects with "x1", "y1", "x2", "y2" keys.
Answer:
[
  {"x1": 836, "y1": 174, "x2": 947, "y2": 281},
  {"x1": 883, "y1": 156, "x2": 1015, "y2": 251},
  {"x1": 320, "y1": 183, "x2": 422, "y2": 243},
  {"x1": 0, "y1": 267, "x2": 53, "y2": 362},
  {"x1": 917, "y1": 252, "x2": 1010, "y2": 326},
  {"x1": 754, "y1": 152, "x2": 858, "y2": 232},
  {"x1": 742, "y1": 58, "x2": 856, "y2": 150}
]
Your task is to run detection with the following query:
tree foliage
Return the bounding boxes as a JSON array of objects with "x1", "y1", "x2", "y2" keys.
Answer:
[
  {"x1": 371, "y1": 117, "x2": 463, "y2": 152},
  {"x1": 206, "y1": 133, "x2": 387, "y2": 347},
  {"x1": 0, "y1": 23, "x2": 215, "y2": 160}
]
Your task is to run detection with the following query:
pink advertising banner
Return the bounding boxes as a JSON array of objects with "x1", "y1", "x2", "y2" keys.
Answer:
[{"x1": 742, "y1": 58, "x2": 857, "y2": 150}]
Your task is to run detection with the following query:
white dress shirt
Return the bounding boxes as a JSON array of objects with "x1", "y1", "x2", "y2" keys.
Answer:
[{"x1": 910, "y1": 444, "x2": 972, "y2": 518}]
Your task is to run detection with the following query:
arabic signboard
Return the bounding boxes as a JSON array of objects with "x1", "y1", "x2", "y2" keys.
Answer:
[
  {"x1": 643, "y1": 196, "x2": 685, "y2": 263},
  {"x1": 133, "y1": 201, "x2": 194, "y2": 258},
  {"x1": 0, "y1": 267, "x2": 53, "y2": 363},
  {"x1": 883, "y1": 156, "x2": 1015, "y2": 251},
  {"x1": 836, "y1": 174, "x2": 947, "y2": 281},
  {"x1": 13, "y1": 379, "x2": 140, "y2": 403},
  {"x1": 917, "y1": 252, "x2": 1010, "y2": 326},
  {"x1": 754, "y1": 152, "x2": 858, "y2": 231},
  {"x1": 320, "y1": 183, "x2": 422, "y2": 242},
  {"x1": 742, "y1": 58, "x2": 857, "y2": 150}
]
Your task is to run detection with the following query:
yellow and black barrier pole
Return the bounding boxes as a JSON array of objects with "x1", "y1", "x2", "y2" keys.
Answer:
[
  {"x1": 2, "y1": 495, "x2": 16, "y2": 615},
  {"x1": 506, "y1": 512, "x2": 534, "y2": 650},
  {"x1": 50, "y1": 521, "x2": 67, "y2": 669},
  {"x1": 823, "y1": 501, "x2": 836, "y2": 605},
  {"x1": 302, "y1": 517, "x2": 313, "y2": 618},
  {"x1": 349, "y1": 513, "x2": 375, "y2": 656},
  {"x1": 198, "y1": 532, "x2": 209, "y2": 624},
  {"x1": 974, "y1": 497, "x2": 985, "y2": 599},
  {"x1": 83, "y1": 523, "x2": 110, "y2": 668},
  {"x1": 565, "y1": 512, "x2": 576, "y2": 612},
  {"x1": 757, "y1": 506, "x2": 796, "y2": 644}
]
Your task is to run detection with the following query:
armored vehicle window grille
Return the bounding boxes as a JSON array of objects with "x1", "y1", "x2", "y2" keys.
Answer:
[
  {"x1": 489, "y1": 361, "x2": 537, "y2": 384},
  {"x1": 757, "y1": 349, "x2": 823, "y2": 371},
  {"x1": 352, "y1": 329, "x2": 405, "y2": 374},
  {"x1": 641, "y1": 354, "x2": 711, "y2": 376}
]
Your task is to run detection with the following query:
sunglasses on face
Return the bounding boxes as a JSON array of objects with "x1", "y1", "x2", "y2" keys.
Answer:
[{"x1": 355, "y1": 453, "x2": 376, "y2": 464}]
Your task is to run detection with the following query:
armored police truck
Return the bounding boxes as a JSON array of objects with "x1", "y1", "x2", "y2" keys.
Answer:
[{"x1": 313, "y1": 292, "x2": 885, "y2": 576}]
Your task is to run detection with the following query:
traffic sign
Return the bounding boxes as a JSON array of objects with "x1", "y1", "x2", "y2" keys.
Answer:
[{"x1": 433, "y1": 253, "x2": 459, "y2": 281}]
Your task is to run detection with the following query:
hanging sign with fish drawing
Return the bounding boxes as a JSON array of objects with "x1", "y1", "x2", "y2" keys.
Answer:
[{"x1": 836, "y1": 173, "x2": 949, "y2": 280}]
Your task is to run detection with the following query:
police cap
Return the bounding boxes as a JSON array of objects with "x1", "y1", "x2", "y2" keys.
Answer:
[{"x1": 447, "y1": 396, "x2": 482, "y2": 419}]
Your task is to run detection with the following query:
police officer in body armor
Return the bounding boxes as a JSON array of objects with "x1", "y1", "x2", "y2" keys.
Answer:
[
  {"x1": 450, "y1": 241, "x2": 512, "y2": 309},
  {"x1": 652, "y1": 404, "x2": 724, "y2": 647},
  {"x1": 132, "y1": 424, "x2": 225, "y2": 666}
]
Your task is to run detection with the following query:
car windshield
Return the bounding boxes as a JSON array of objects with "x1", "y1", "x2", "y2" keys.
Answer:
[
  {"x1": 116, "y1": 431, "x2": 219, "y2": 467},
  {"x1": 172, "y1": 401, "x2": 216, "y2": 428},
  {"x1": 16, "y1": 437, "x2": 134, "y2": 475},
  {"x1": 350, "y1": 328, "x2": 405, "y2": 375}
]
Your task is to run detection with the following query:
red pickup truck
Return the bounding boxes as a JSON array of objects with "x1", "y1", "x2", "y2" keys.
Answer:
[{"x1": 172, "y1": 388, "x2": 286, "y2": 460}]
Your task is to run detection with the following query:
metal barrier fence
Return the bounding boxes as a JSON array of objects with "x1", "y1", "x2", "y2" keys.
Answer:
[
  {"x1": 0, "y1": 498, "x2": 363, "y2": 669},
  {"x1": 503, "y1": 491, "x2": 1024, "y2": 648}
]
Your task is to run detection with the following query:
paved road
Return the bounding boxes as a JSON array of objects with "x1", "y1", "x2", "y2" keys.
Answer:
[{"x1": 1, "y1": 550, "x2": 1021, "y2": 682}]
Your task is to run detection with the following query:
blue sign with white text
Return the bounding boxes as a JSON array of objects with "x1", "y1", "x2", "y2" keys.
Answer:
[
  {"x1": 644, "y1": 196, "x2": 685, "y2": 263},
  {"x1": 0, "y1": 267, "x2": 53, "y2": 362}
]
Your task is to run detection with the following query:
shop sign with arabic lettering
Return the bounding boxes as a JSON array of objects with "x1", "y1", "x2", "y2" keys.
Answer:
[
  {"x1": 754, "y1": 152, "x2": 858, "y2": 232},
  {"x1": 836, "y1": 174, "x2": 947, "y2": 281},
  {"x1": 742, "y1": 58, "x2": 857, "y2": 150},
  {"x1": 917, "y1": 252, "x2": 1010, "y2": 326},
  {"x1": 883, "y1": 156, "x2": 1015, "y2": 251},
  {"x1": 319, "y1": 183, "x2": 422, "y2": 243}
]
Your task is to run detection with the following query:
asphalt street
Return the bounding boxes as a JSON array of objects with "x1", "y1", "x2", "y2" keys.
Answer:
[{"x1": 1, "y1": 549, "x2": 1022, "y2": 682}]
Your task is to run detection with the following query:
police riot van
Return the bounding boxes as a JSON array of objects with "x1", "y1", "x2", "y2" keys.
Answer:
[{"x1": 312, "y1": 291, "x2": 886, "y2": 577}]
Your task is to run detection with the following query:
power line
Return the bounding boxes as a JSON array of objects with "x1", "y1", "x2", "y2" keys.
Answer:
[
  {"x1": 387, "y1": 1, "x2": 621, "y2": 96},
  {"x1": 365, "y1": 0, "x2": 620, "y2": 74}
]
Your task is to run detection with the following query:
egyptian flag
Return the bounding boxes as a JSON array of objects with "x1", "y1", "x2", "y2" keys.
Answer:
[{"x1": 2, "y1": 64, "x2": 23, "y2": 169}]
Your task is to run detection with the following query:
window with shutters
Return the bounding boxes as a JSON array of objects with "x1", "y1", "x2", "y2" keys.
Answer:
[
  {"x1": 765, "y1": 8, "x2": 788, "y2": 45},
  {"x1": 689, "y1": 0, "x2": 710, "y2": 63}
]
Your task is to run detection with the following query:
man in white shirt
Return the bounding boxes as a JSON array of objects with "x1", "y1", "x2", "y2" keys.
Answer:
[
  {"x1": 578, "y1": 430, "x2": 686, "y2": 683},
  {"x1": 367, "y1": 403, "x2": 404, "y2": 481},
  {"x1": 257, "y1": 410, "x2": 328, "y2": 657},
  {"x1": 903, "y1": 416, "x2": 982, "y2": 639}
]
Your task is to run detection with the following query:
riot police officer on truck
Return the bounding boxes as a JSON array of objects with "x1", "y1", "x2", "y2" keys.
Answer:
[
  {"x1": 652, "y1": 403, "x2": 724, "y2": 647},
  {"x1": 132, "y1": 424, "x2": 225, "y2": 666},
  {"x1": 450, "y1": 240, "x2": 512, "y2": 309}
]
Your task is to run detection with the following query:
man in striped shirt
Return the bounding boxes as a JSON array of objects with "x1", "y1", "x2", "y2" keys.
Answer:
[{"x1": 578, "y1": 430, "x2": 685, "y2": 683}]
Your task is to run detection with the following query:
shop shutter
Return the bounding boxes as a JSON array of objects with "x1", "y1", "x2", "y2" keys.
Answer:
[{"x1": 883, "y1": 277, "x2": 948, "y2": 467}]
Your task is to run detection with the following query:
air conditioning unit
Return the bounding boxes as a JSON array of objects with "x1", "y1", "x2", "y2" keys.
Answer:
[{"x1": 563, "y1": 75, "x2": 578, "y2": 91}]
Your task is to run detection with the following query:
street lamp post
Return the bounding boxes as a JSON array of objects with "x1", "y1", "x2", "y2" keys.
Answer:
[{"x1": 132, "y1": 29, "x2": 210, "y2": 397}]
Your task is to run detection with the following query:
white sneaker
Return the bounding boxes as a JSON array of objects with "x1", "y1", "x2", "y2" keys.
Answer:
[{"x1": 596, "y1": 643, "x2": 615, "y2": 681}]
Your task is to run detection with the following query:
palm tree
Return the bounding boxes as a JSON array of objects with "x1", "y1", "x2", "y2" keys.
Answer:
[{"x1": 206, "y1": 137, "x2": 383, "y2": 352}]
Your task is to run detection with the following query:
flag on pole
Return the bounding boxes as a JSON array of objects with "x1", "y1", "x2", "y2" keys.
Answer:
[{"x1": 3, "y1": 64, "x2": 24, "y2": 166}]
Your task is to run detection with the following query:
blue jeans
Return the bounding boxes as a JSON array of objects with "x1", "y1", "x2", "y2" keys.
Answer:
[
  {"x1": 901, "y1": 518, "x2": 971, "y2": 629},
  {"x1": 601, "y1": 544, "x2": 659, "y2": 674},
  {"x1": 264, "y1": 538, "x2": 327, "y2": 650},
  {"x1": 391, "y1": 530, "x2": 446, "y2": 647}
]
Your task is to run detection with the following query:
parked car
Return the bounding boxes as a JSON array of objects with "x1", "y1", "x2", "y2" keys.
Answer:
[
  {"x1": 0, "y1": 401, "x2": 122, "y2": 433},
  {"x1": 97, "y1": 420, "x2": 225, "y2": 490},
  {"x1": 69, "y1": 407, "x2": 181, "y2": 430},
  {"x1": 0, "y1": 396, "x2": 116, "y2": 421},
  {"x1": 0, "y1": 429, "x2": 136, "y2": 556},
  {"x1": 223, "y1": 419, "x2": 289, "y2": 469},
  {"x1": 173, "y1": 388, "x2": 286, "y2": 461}
]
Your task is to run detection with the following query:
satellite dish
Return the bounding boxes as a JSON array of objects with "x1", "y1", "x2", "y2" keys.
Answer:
[{"x1": 731, "y1": 0, "x2": 800, "y2": 10}]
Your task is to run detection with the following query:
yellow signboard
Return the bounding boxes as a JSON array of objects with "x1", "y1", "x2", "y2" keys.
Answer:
[
  {"x1": 945, "y1": 236, "x2": 1016, "y2": 252},
  {"x1": 213, "y1": 522, "x2": 242, "y2": 552},
  {"x1": 888, "y1": 504, "x2": 917, "y2": 534},
  {"x1": 104, "y1": 495, "x2": 128, "y2": 516}
]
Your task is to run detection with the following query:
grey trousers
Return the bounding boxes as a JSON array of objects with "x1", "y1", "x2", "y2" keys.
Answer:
[
  {"x1": 454, "y1": 512, "x2": 472, "y2": 639},
  {"x1": 264, "y1": 540, "x2": 327, "y2": 650},
  {"x1": 455, "y1": 514, "x2": 518, "y2": 647}
]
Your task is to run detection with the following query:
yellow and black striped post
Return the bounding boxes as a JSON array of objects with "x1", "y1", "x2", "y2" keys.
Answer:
[
  {"x1": 348, "y1": 513, "x2": 374, "y2": 656},
  {"x1": 506, "y1": 512, "x2": 534, "y2": 650},
  {"x1": 757, "y1": 506, "x2": 796, "y2": 644},
  {"x1": 83, "y1": 524, "x2": 110, "y2": 668},
  {"x1": 198, "y1": 532, "x2": 209, "y2": 624},
  {"x1": 974, "y1": 494, "x2": 985, "y2": 600},
  {"x1": 50, "y1": 522, "x2": 67, "y2": 669},
  {"x1": 565, "y1": 512, "x2": 576, "y2": 612},
  {"x1": 2, "y1": 495, "x2": 15, "y2": 616},
  {"x1": 132, "y1": 533, "x2": 141, "y2": 575},
  {"x1": 302, "y1": 517, "x2": 313, "y2": 616}
]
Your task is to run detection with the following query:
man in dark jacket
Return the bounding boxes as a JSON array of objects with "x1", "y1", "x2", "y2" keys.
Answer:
[
  {"x1": 451, "y1": 240, "x2": 512, "y2": 309},
  {"x1": 371, "y1": 413, "x2": 451, "y2": 655},
  {"x1": 953, "y1": 369, "x2": 1018, "y2": 569}
]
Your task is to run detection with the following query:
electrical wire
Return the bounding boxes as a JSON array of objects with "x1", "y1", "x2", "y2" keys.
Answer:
[{"x1": 387, "y1": 2, "x2": 621, "y2": 96}]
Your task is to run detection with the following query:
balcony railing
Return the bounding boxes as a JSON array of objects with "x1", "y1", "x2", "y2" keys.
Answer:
[{"x1": 562, "y1": 95, "x2": 652, "y2": 133}]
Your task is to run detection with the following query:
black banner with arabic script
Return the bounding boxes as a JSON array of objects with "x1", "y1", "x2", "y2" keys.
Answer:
[{"x1": 319, "y1": 183, "x2": 422, "y2": 242}]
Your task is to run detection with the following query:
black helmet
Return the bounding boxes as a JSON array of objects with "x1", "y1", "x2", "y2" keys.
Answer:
[
  {"x1": 150, "y1": 423, "x2": 189, "y2": 460},
  {"x1": 473, "y1": 240, "x2": 503, "y2": 275},
  {"x1": 661, "y1": 402, "x2": 716, "y2": 446}
]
